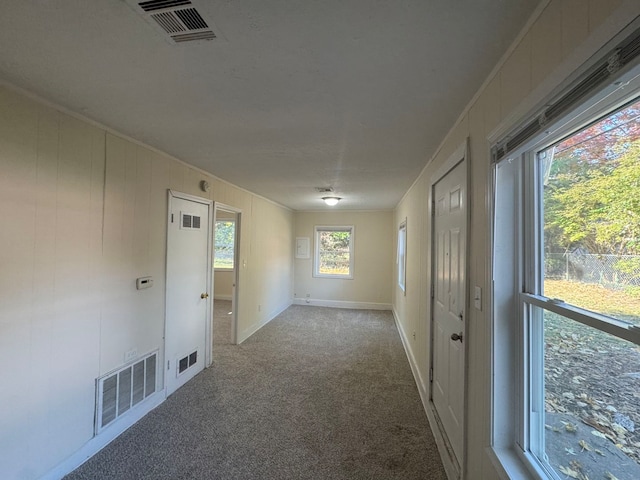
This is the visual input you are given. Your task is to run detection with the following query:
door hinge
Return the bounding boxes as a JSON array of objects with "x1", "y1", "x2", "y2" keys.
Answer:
[
  {"x1": 171, "y1": 213, "x2": 174, "y2": 223},
  {"x1": 429, "y1": 367, "x2": 433, "y2": 382},
  {"x1": 431, "y1": 200, "x2": 435, "y2": 216},
  {"x1": 431, "y1": 283, "x2": 434, "y2": 299},
  {"x1": 167, "y1": 360, "x2": 170, "y2": 370}
]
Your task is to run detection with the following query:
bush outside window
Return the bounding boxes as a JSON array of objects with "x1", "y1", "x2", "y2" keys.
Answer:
[
  {"x1": 214, "y1": 220, "x2": 235, "y2": 270},
  {"x1": 314, "y1": 226, "x2": 354, "y2": 279}
]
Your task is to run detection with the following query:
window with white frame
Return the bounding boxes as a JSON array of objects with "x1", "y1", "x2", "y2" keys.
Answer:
[
  {"x1": 493, "y1": 90, "x2": 640, "y2": 480},
  {"x1": 398, "y1": 221, "x2": 407, "y2": 292},
  {"x1": 314, "y1": 226, "x2": 354, "y2": 279}
]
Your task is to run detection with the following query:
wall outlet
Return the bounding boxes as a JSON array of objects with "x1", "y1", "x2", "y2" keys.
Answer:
[
  {"x1": 258, "y1": 304, "x2": 262, "y2": 312},
  {"x1": 412, "y1": 332, "x2": 416, "y2": 340},
  {"x1": 124, "y1": 348, "x2": 137, "y2": 362}
]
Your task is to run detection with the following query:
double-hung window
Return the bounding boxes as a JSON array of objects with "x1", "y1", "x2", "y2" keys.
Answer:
[
  {"x1": 314, "y1": 226, "x2": 354, "y2": 279},
  {"x1": 493, "y1": 90, "x2": 640, "y2": 479}
]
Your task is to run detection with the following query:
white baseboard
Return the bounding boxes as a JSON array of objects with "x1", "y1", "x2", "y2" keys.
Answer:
[
  {"x1": 237, "y1": 301, "x2": 292, "y2": 344},
  {"x1": 391, "y1": 308, "x2": 426, "y2": 395},
  {"x1": 41, "y1": 390, "x2": 166, "y2": 480},
  {"x1": 292, "y1": 298, "x2": 392, "y2": 310},
  {"x1": 391, "y1": 308, "x2": 459, "y2": 480},
  {"x1": 214, "y1": 294, "x2": 232, "y2": 301}
]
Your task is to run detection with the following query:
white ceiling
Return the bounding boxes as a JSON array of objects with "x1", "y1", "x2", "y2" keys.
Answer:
[{"x1": 0, "y1": 0, "x2": 539, "y2": 210}]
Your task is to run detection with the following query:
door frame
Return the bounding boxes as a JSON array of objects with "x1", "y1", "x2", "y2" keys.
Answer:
[
  {"x1": 213, "y1": 202, "x2": 241, "y2": 345},
  {"x1": 427, "y1": 139, "x2": 470, "y2": 478},
  {"x1": 165, "y1": 190, "x2": 214, "y2": 383}
]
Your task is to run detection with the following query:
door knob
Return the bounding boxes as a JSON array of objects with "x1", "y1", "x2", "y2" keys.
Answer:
[
  {"x1": 201, "y1": 293, "x2": 209, "y2": 299},
  {"x1": 451, "y1": 332, "x2": 463, "y2": 342}
]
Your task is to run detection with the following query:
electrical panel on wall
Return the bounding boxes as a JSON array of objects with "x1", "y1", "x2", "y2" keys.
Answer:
[{"x1": 295, "y1": 237, "x2": 310, "y2": 259}]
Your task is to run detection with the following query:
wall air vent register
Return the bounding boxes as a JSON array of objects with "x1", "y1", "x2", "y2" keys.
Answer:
[{"x1": 95, "y1": 351, "x2": 158, "y2": 433}]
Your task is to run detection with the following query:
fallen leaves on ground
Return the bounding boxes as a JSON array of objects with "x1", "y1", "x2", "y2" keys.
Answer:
[{"x1": 544, "y1": 311, "x2": 640, "y2": 467}]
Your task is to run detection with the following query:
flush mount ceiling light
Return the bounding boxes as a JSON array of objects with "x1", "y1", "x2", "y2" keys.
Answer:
[{"x1": 322, "y1": 197, "x2": 341, "y2": 206}]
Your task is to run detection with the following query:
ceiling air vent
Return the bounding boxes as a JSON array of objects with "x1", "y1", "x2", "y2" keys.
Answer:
[
  {"x1": 315, "y1": 187, "x2": 334, "y2": 193},
  {"x1": 127, "y1": 0, "x2": 217, "y2": 44},
  {"x1": 139, "y1": 0, "x2": 192, "y2": 12}
]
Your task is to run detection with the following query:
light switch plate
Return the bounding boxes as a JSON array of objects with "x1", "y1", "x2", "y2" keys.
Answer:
[{"x1": 474, "y1": 286, "x2": 482, "y2": 310}]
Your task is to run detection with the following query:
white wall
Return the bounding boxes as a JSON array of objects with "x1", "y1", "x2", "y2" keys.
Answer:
[
  {"x1": 294, "y1": 210, "x2": 393, "y2": 308},
  {"x1": 0, "y1": 86, "x2": 293, "y2": 480},
  {"x1": 0, "y1": 91, "x2": 105, "y2": 479},
  {"x1": 213, "y1": 271, "x2": 234, "y2": 299},
  {"x1": 392, "y1": 0, "x2": 639, "y2": 478}
]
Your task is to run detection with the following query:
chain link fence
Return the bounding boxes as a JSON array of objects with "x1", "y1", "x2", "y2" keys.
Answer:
[{"x1": 546, "y1": 253, "x2": 640, "y2": 287}]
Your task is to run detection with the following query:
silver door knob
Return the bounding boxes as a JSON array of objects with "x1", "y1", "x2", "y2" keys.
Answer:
[
  {"x1": 451, "y1": 332, "x2": 463, "y2": 342},
  {"x1": 201, "y1": 293, "x2": 209, "y2": 299}
]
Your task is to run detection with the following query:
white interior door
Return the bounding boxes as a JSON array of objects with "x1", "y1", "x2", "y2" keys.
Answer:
[
  {"x1": 432, "y1": 160, "x2": 466, "y2": 464},
  {"x1": 165, "y1": 192, "x2": 211, "y2": 396}
]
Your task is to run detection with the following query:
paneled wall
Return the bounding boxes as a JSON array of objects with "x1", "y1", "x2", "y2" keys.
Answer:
[
  {"x1": 0, "y1": 90, "x2": 105, "y2": 478},
  {"x1": 392, "y1": 0, "x2": 638, "y2": 477},
  {"x1": 0, "y1": 87, "x2": 294, "y2": 479}
]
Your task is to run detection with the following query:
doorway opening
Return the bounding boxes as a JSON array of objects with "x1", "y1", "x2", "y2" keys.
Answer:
[{"x1": 213, "y1": 204, "x2": 241, "y2": 347}]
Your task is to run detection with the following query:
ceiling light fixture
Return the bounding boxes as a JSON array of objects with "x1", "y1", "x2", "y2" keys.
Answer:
[{"x1": 322, "y1": 196, "x2": 341, "y2": 206}]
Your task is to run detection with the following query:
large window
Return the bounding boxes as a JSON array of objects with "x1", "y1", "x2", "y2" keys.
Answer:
[
  {"x1": 214, "y1": 220, "x2": 235, "y2": 270},
  {"x1": 494, "y1": 95, "x2": 640, "y2": 480},
  {"x1": 314, "y1": 226, "x2": 354, "y2": 279}
]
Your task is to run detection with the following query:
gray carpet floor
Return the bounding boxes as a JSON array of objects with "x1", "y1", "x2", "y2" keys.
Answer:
[
  {"x1": 213, "y1": 299, "x2": 233, "y2": 346},
  {"x1": 65, "y1": 306, "x2": 446, "y2": 479}
]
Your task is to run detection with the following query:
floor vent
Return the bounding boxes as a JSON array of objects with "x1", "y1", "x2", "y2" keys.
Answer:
[
  {"x1": 96, "y1": 351, "x2": 158, "y2": 434},
  {"x1": 127, "y1": 0, "x2": 217, "y2": 44}
]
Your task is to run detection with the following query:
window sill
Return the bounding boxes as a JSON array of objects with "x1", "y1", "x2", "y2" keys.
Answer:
[
  {"x1": 214, "y1": 268, "x2": 234, "y2": 272},
  {"x1": 312, "y1": 274, "x2": 354, "y2": 280},
  {"x1": 489, "y1": 446, "x2": 547, "y2": 480}
]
